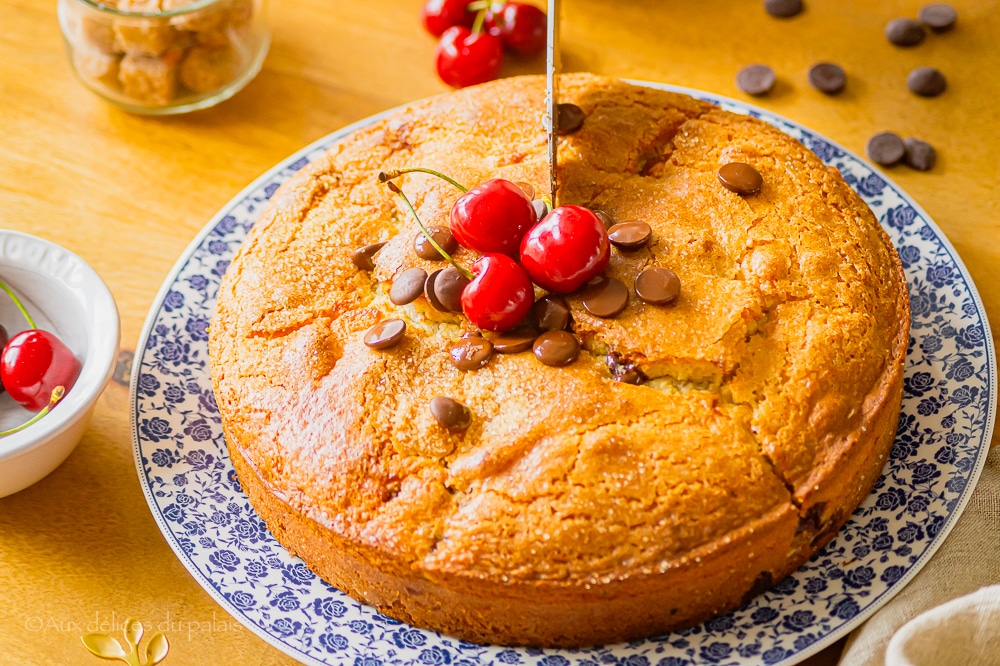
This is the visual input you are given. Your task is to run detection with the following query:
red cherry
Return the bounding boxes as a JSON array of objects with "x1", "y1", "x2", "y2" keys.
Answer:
[
  {"x1": 1, "y1": 329, "x2": 82, "y2": 412},
  {"x1": 486, "y1": 2, "x2": 547, "y2": 56},
  {"x1": 421, "y1": 0, "x2": 475, "y2": 37},
  {"x1": 435, "y1": 26, "x2": 504, "y2": 88},
  {"x1": 520, "y1": 205, "x2": 611, "y2": 293},
  {"x1": 461, "y1": 254, "x2": 535, "y2": 332},
  {"x1": 450, "y1": 178, "x2": 536, "y2": 256}
]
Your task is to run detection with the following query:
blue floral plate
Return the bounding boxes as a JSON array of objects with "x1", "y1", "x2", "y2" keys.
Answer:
[{"x1": 131, "y1": 84, "x2": 996, "y2": 666}]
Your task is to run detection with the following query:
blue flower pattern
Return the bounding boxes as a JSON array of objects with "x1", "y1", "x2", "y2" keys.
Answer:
[{"x1": 132, "y1": 94, "x2": 994, "y2": 665}]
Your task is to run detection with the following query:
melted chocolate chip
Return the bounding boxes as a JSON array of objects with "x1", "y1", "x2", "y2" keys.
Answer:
[
  {"x1": 430, "y1": 396, "x2": 472, "y2": 432},
  {"x1": 904, "y1": 137, "x2": 937, "y2": 171},
  {"x1": 424, "y1": 270, "x2": 448, "y2": 312},
  {"x1": 581, "y1": 277, "x2": 629, "y2": 318},
  {"x1": 718, "y1": 162, "x2": 764, "y2": 195},
  {"x1": 434, "y1": 267, "x2": 470, "y2": 313},
  {"x1": 908, "y1": 66, "x2": 947, "y2": 97},
  {"x1": 886, "y1": 17, "x2": 926, "y2": 46},
  {"x1": 796, "y1": 501, "x2": 827, "y2": 535},
  {"x1": 808, "y1": 62, "x2": 847, "y2": 95},
  {"x1": 364, "y1": 319, "x2": 406, "y2": 349},
  {"x1": 635, "y1": 267, "x2": 681, "y2": 305},
  {"x1": 533, "y1": 330, "x2": 579, "y2": 366},
  {"x1": 513, "y1": 181, "x2": 535, "y2": 200},
  {"x1": 351, "y1": 242, "x2": 386, "y2": 271},
  {"x1": 736, "y1": 64, "x2": 776, "y2": 96},
  {"x1": 556, "y1": 103, "x2": 586, "y2": 134},
  {"x1": 493, "y1": 325, "x2": 538, "y2": 354},
  {"x1": 740, "y1": 571, "x2": 774, "y2": 607},
  {"x1": 866, "y1": 132, "x2": 906, "y2": 166},
  {"x1": 449, "y1": 336, "x2": 494, "y2": 371},
  {"x1": 607, "y1": 352, "x2": 647, "y2": 385},
  {"x1": 608, "y1": 222, "x2": 652, "y2": 250},
  {"x1": 764, "y1": 0, "x2": 803, "y2": 18},
  {"x1": 414, "y1": 226, "x2": 458, "y2": 261},
  {"x1": 531, "y1": 295, "x2": 571, "y2": 332},
  {"x1": 389, "y1": 267, "x2": 428, "y2": 305},
  {"x1": 919, "y1": 3, "x2": 957, "y2": 31}
]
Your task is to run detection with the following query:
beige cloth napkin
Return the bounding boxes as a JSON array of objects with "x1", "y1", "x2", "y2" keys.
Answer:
[{"x1": 839, "y1": 443, "x2": 1000, "y2": 666}]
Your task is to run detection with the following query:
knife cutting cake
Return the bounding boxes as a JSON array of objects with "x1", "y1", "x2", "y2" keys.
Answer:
[{"x1": 208, "y1": 73, "x2": 909, "y2": 647}]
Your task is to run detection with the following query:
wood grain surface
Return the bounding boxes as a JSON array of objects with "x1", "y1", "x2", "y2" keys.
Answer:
[{"x1": 0, "y1": 0, "x2": 996, "y2": 664}]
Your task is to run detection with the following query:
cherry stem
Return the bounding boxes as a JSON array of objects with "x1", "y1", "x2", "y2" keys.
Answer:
[
  {"x1": 384, "y1": 181, "x2": 474, "y2": 280},
  {"x1": 466, "y1": 1, "x2": 489, "y2": 12},
  {"x1": 471, "y1": 6, "x2": 487, "y2": 35},
  {"x1": 541, "y1": 194, "x2": 554, "y2": 216},
  {"x1": 379, "y1": 168, "x2": 468, "y2": 194},
  {"x1": 0, "y1": 278, "x2": 37, "y2": 330},
  {"x1": 0, "y1": 386, "x2": 65, "y2": 437}
]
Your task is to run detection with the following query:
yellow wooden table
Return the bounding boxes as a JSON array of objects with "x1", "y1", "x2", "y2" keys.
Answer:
[{"x1": 0, "y1": 0, "x2": 996, "y2": 664}]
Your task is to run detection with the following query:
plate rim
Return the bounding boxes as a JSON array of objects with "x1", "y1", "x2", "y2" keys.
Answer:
[{"x1": 130, "y1": 80, "x2": 997, "y2": 666}]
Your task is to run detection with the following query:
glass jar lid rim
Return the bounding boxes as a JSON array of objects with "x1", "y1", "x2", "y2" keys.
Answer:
[{"x1": 75, "y1": 0, "x2": 225, "y2": 18}]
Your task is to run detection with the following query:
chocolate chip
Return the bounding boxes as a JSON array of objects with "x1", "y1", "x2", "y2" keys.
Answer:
[
  {"x1": 736, "y1": 64, "x2": 776, "y2": 96},
  {"x1": 718, "y1": 162, "x2": 764, "y2": 195},
  {"x1": 556, "y1": 103, "x2": 585, "y2": 134},
  {"x1": 433, "y1": 267, "x2": 470, "y2": 313},
  {"x1": 581, "y1": 277, "x2": 629, "y2": 318},
  {"x1": 904, "y1": 137, "x2": 937, "y2": 171},
  {"x1": 414, "y1": 226, "x2": 458, "y2": 261},
  {"x1": 607, "y1": 222, "x2": 652, "y2": 250},
  {"x1": 531, "y1": 295, "x2": 571, "y2": 332},
  {"x1": 886, "y1": 18, "x2": 926, "y2": 46},
  {"x1": 763, "y1": 0, "x2": 803, "y2": 18},
  {"x1": 449, "y1": 336, "x2": 494, "y2": 371},
  {"x1": 389, "y1": 267, "x2": 428, "y2": 305},
  {"x1": 635, "y1": 267, "x2": 681, "y2": 305},
  {"x1": 364, "y1": 318, "x2": 406, "y2": 349},
  {"x1": 796, "y1": 501, "x2": 828, "y2": 535},
  {"x1": 532, "y1": 199, "x2": 548, "y2": 222},
  {"x1": 424, "y1": 270, "x2": 448, "y2": 312},
  {"x1": 430, "y1": 396, "x2": 472, "y2": 432},
  {"x1": 919, "y1": 3, "x2": 957, "y2": 31},
  {"x1": 532, "y1": 330, "x2": 579, "y2": 366},
  {"x1": 808, "y1": 62, "x2": 846, "y2": 94},
  {"x1": 740, "y1": 571, "x2": 774, "y2": 607},
  {"x1": 351, "y1": 242, "x2": 386, "y2": 271},
  {"x1": 607, "y1": 352, "x2": 646, "y2": 385},
  {"x1": 513, "y1": 181, "x2": 535, "y2": 200},
  {"x1": 492, "y1": 325, "x2": 538, "y2": 354},
  {"x1": 908, "y1": 66, "x2": 947, "y2": 97},
  {"x1": 866, "y1": 132, "x2": 906, "y2": 166},
  {"x1": 592, "y1": 209, "x2": 615, "y2": 230}
]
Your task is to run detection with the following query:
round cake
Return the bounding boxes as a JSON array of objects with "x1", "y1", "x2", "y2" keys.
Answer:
[{"x1": 208, "y1": 73, "x2": 910, "y2": 647}]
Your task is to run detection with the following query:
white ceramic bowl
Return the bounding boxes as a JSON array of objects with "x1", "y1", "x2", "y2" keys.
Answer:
[{"x1": 0, "y1": 230, "x2": 119, "y2": 497}]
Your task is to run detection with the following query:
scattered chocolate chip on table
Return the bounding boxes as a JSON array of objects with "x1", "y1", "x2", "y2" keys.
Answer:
[
  {"x1": 908, "y1": 66, "x2": 947, "y2": 97},
  {"x1": 904, "y1": 137, "x2": 937, "y2": 171},
  {"x1": 736, "y1": 63, "x2": 777, "y2": 96},
  {"x1": 764, "y1": 0, "x2": 804, "y2": 18},
  {"x1": 885, "y1": 17, "x2": 926, "y2": 46},
  {"x1": 919, "y1": 3, "x2": 957, "y2": 31},
  {"x1": 866, "y1": 131, "x2": 906, "y2": 166},
  {"x1": 808, "y1": 62, "x2": 847, "y2": 94}
]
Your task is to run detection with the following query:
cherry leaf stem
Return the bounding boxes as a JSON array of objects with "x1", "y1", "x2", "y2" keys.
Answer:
[
  {"x1": 0, "y1": 278, "x2": 37, "y2": 330},
  {"x1": 379, "y1": 168, "x2": 468, "y2": 194},
  {"x1": 0, "y1": 386, "x2": 64, "y2": 437},
  {"x1": 385, "y1": 182, "x2": 474, "y2": 280}
]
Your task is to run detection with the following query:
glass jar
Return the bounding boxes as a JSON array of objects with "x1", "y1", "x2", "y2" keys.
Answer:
[{"x1": 58, "y1": 0, "x2": 270, "y2": 114}]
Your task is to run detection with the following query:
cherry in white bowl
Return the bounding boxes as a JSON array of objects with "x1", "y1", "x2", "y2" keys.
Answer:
[{"x1": 0, "y1": 230, "x2": 119, "y2": 498}]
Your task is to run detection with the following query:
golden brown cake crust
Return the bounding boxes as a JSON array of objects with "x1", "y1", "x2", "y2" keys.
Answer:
[{"x1": 209, "y1": 73, "x2": 909, "y2": 647}]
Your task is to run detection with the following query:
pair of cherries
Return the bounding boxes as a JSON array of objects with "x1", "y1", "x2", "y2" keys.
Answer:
[
  {"x1": 386, "y1": 171, "x2": 610, "y2": 332},
  {"x1": 424, "y1": 0, "x2": 547, "y2": 88},
  {"x1": 0, "y1": 279, "x2": 81, "y2": 434}
]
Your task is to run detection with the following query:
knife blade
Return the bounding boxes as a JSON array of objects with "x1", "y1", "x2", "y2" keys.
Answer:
[{"x1": 545, "y1": 0, "x2": 561, "y2": 207}]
